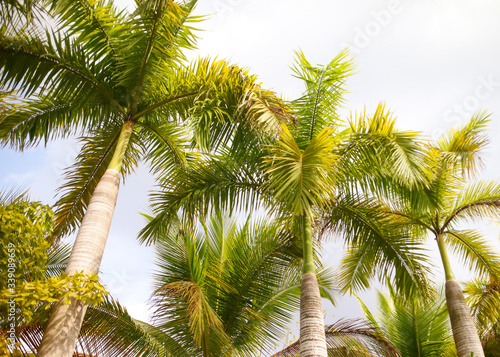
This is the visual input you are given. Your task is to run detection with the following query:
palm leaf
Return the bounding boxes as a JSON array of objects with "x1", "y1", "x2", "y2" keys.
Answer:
[
  {"x1": 139, "y1": 152, "x2": 265, "y2": 245},
  {"x1": 323, "y1": 195, "x2": 432, "y2": 298},
  {"x1": 0, "y1": 97, "x2": 116, "y2": 149},
  {"x1": 444, "y1": 180, "x2": 500, "y2": 227},
  {"x1": 437, "y1": 110, "x2": 490, "y2": 178},
  {"x1": 444, "y1": 229, "x2": 500, "y2": 280},
  {"x1": 342, "y1": 103, "x2": 430, "y2": 189},
  {"x1": 0, "y1": 28, "x2": 120, "y2": 107},
  {"x1": 376, "y1": 287, "x2": 455, "y2": 357},
  {"x1": 271, "y1": 318, "x2": 399, "y2": 357},
  {"x1": 263, "y1": 124, "x2": 338, "y2": 217},
  {"x1": 151, "y1": 212, "x2": 308, "y2": 356},
  {"x1": 291, "y1": 49, "x2": 354, "y2": 145},
  {"x1": 465, "y1": 278, "x2": 500, "y2": 336}
]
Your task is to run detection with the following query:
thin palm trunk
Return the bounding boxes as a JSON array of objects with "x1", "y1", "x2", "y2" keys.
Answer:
[
  {"x1": 436, "y1": 234, "x2": 484, "y2": 357},
  {"x1": 299, "y1": 215, "x2": 327, "y2": 357},
  {"x1": 37, "y1": 121, "x2": 134, "y2": 357}
]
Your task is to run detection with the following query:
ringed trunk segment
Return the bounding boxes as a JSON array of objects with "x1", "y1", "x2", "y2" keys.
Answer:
[
  {"x1": 37, "y1": 169, "x2": 121, "y2": 357},
  {"x1": 445, "y1": 279, "x2": 485, "y2": 357},
  {"x1": 437, "y1": 235, "x2": 484, "y2": 357},
  {"x1": 38, "y1": 121, "x2": 133, "y2": 356},
  {"x1": 300, "y1": 273, "x2": 327, "y2": 357}
]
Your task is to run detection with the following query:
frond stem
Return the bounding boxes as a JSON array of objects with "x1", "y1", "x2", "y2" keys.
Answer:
[
  {"x1": 132, "y1": 91, "x2": 198, "y2": 120},
  {"x1": 436, "y1": 234, "x2": 455, "y2": 281}
]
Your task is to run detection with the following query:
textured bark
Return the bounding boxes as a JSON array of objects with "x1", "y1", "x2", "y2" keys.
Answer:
[
  {"x1": 37, "y1": 169, "x2": 121, "y2": 357},
  {"x1": 300, "y1": 273, "x2": 327, "y2": 357},
  {"x1": 446, "y1": 279, "x2": 485, "y2": 357}
]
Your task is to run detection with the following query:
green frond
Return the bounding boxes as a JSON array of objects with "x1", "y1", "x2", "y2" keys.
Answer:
[
  {"x1": 139, "y1": 152, "x2": 265, "y2": 245},
  {"x1": 465, "y1": 278, "x2": 500, "y2": 336},
  {"x1": 355, "y1": 293, "x2": 380, "y2": 330},
  {"x1": 445, "y1": 180, "x2": 500, "y2": 227},
  {"x1": 263, "y1": 124, "x2": 338, "y2": 217},
  {"x1": 437, "y1": 110, "x2": 490, "y2": 178},
  {"x1": 0, "y1": 97, "x2": 116, "y2": 149},
  {"x1": 0, "y1": 186, "x2": 30, "y2": 205},
  {"x1": 0, "y1": 0, "x2": 50, "y2": 30},
  {"x1": 137, "y1": 117, "x2": 192, "y2": 177},
  {"x1": 376, "y1": 287, "x2": 455, "y2": 357},
  {"x1": 323, "y1": 194, "x2": 433, "y2": 298},
  {"x1": 0, "y1": 28, "x2": 120, "y2": 107},
  {"x1": 271, "y1": 318, "x2": 399, "y2": 357},
  {"x1": 151, "y1": 212, "x2": 304, "y2": 356},
  {"x1": 44, "y1": 242, "x2": 71, "y2": 278},
  {"x1": 53, "y1": 0, "x2": 126, "y2": 59},
  {"x1": 344, "y1": 103, "x2": 431, "y2": 189},
  {"x1": 240, "y1": 87, "x2": 294, "y2": 135},
  {"x1": 118, "y1": 0, "x2": 198, "y2": 101},
  {"x1": 291, "y1": 49, "x2": 354, "y2": 145},
  {"x1": 444, "y1": 229, "x2": 500, "y2": 280},
  {"x1": 15, "y1": 296, "x2": 182, "y2": 356}
]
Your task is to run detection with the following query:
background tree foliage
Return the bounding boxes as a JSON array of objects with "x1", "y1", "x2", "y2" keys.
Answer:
[{"x1": 0, "y1": 192, "x2": 107, "y2": 355}]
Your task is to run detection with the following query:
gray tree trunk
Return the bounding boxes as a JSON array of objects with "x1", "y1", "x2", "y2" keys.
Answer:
[
  {"x1": 446, "y1": 279, "x2": 484, "y2": 357},
  {"x1": 300, "y1": 272, "x2": 327, "y2": 357},
  {"x1": 37, "y1": 169, "x2": 121, "y2": 357}
]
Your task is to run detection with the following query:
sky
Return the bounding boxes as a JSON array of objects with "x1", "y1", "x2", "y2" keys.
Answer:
[{"x1": 1, "y1": 0, "x2": 500, "y2": 351}]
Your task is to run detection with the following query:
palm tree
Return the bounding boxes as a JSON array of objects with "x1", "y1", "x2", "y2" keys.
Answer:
[
  {"x1": 358, "y1": 286, "x2": 456, "y2": 357},
  {"x1": 340, "y1": 114, "x2": 500, "y2": 357},
  {"x1": 148, "y1": 211, "x2": 338, "y2": 356},
  {"x1": 0, "y1": 0, "x2": 289, "y2": 354},
  {"x1": 140, "y1": 51, "x2": 431, "y2": 356}
]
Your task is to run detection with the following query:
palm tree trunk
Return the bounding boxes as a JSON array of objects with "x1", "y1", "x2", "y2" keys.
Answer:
[
  {"x1": 299, "y1": 215, "x2": 327, "y2": 357},
  {"x1": 436, "y1": 234, "x2": 484, "y2": 357},
  {"x1": 37, "y1": 121, "x2": 134, "y2": 357}
]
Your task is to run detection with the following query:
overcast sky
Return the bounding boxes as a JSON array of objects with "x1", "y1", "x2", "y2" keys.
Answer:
[{"x1": 1, "y1": 0, "x2": 500, "y2": 350}]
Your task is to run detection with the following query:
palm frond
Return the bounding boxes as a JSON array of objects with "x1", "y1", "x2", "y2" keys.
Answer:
[
  {"x1": 271, "y1": 318, "x2": 399, "y2": 357},
  {"x1": 376, "y1": 287, "x2": 455, "y2": 357},
  {"x1": 444, "y1": 180, "x2": 500, "y2": 227},
  {"x1": 0, "y1": 28, "x2": 120, "y2": 108},
  {"x1": 0, "y1": 0, "x2": 50, "y2": 30},
  {"x1": 151, "y1": 212, "x2": 305, "y2": 356},
  {"x1": 118, "y1": 0, "x2": 198, "y2": 101},
  {"x1": 465, "y1": 278, "x2": 500, "y2": 336},
  {"x1": 136, "y1": 117, "x2": 192, "y2": 177},
  {"x1": 437, "y1": 110, "x2": 490, "y2": 178},
  {"x1": 13, "y1": 296, "x2": 183, "y2": 356},
  {"x1": 263, "y1": 124, "x2": 337, "y2": 217},
  {"x1": 139, "y1": 152, "x2": 265, "y2": 245},
  {"x1": 343, "y1": 103, "x2": 431, "y2": 189},
  {"x1": 323, "y1": 194, "x2": 433, "y2": 298},
  {"x1": 0, "y1": 186, "x2": 30, "y2": 204},
  {"x1": 54, "y1": 0, "x2": 126, "y2": 60},
  {"x1": 444, "y1": 229, "x2": 500, "y2": 280},
  {"x1": 291, "y1": 49, "x2": 354, "y2": 145},
  {"x1": 44, "y1": 242, "x2": 71, "y2": 277},
  {"x1": 0, "y1": 97, "x2": 116, "y2": 149}
]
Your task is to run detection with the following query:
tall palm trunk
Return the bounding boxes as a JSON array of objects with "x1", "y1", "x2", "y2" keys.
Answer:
[
  {"x1": 436, "y1": 234, "x2": 484, "y2": 357},
  {"x1": 299, "y1": 215, "x2": 327, "y2": 357},
  {"x1": 37, "y1": 121, "x2": 134, "y2": 357}
]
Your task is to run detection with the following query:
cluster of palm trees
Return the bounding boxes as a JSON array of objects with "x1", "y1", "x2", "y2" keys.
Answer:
[{"x1": 1, "y1": 0, "x2": 500, "y2": 356}]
